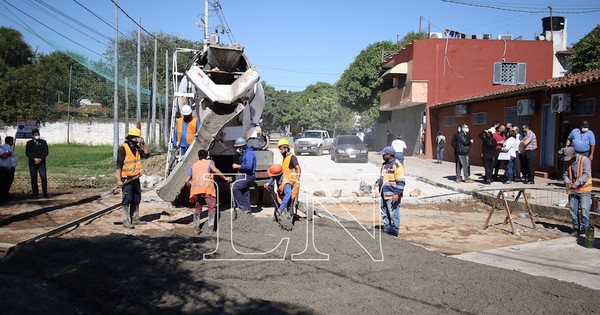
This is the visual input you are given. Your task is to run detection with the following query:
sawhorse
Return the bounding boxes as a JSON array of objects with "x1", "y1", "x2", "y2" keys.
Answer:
[{"x1": 483, "y1": 188, "x2": 536, "y2": 234}]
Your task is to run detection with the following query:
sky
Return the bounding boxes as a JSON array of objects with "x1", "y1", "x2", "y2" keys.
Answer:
[{"x1": 1, "y1": 0, "x2": 599, "y2": 92}]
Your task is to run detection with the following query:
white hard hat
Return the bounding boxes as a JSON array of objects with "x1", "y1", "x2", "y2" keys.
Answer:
[
  {"x1": 181, "y1": 105, "x2": 192, "y2": 116},
  {"x1": 234, "y1": 137, "x2": 247, "y2": 147}
]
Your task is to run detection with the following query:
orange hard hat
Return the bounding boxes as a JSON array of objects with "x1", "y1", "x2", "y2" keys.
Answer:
[{"x1": 267, "y1": 164, "x2": 283, "y2": 177}]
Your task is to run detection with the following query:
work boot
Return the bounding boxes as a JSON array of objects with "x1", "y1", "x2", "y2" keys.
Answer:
[
  {"x1": 193, "y1": 213, "x2": 201, "y2": 235},
  {"x1": 131, "y1": 205, "x2": 146, "y2": 225},
  {"x1": 121, "y1": 205, "x2": 134, "y2": 229}
]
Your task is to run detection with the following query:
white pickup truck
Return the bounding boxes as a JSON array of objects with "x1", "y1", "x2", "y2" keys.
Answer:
[{"x1": 294, "y1": 130, "x2": 333, "y2": 155}]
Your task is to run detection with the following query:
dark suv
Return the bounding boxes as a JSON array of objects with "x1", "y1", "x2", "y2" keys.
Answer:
[{"x1": 330, "y1": 135, "x2": 368, "y2": 163}]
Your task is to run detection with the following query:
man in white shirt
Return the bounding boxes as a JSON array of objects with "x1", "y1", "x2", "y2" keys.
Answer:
[{"x1": 391, "y1": 136, "x2": 407, "y2": 165}]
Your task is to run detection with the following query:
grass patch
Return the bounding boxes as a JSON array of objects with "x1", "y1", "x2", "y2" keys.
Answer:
[{"x1": 14, "y1": 144, "x2": 115, "y2": 188}]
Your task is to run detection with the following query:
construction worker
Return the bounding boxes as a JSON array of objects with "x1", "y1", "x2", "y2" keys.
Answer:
[
  {"x1": 276, "y1": 138, "x2": 301, "y2": 182},
  {"x1": 185, "y1": 149, "x2": 232, "y2": 234},
  {"x1": 562, "y1": 147, "x2": 592, "y2": 235},
  {"x1": 376, "y1": 146, "x2": 405, "y2": 236},
  {"x1": 116, "y1": 127, "x2": 149, "y2": 229},
  {"x1": 231, "y1": 137, "x2": 256, "y2": 215},
  {"x1": 264, "y1": 163, "x2": 299, "y2": 230},
  {"x1": 172, "y1": 104, "x2": 201, "y2": 156}
]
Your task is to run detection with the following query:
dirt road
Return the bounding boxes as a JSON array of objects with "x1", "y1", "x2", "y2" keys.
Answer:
[{"x1": 0, "y1": 152, "x2": 598, "y2": 313}]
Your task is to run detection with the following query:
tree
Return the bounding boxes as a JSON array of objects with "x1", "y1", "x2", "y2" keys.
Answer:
[
  {"x1": 396, "y1": 31, "x2": 427, "y2": 49},
  {"x1": 262, "y1": 82, "x2": 295, "y2": 132},
  {"x1": 568, "y1": 25, "x2": 600, "y2": 74},
  {"x1": 0, "y1": 27, "x2": 34, "y2": 68},
  {"x1": 336, "y1": 41, "x2": 396, "y2": 118},
  {"x1": 294, "y1": 82, "x2": 355, "y2": 134}
]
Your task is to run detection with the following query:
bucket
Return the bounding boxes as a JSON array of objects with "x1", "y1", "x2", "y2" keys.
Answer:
[{"x1": 584, "y1": 226, "x2": 595, "y2": 249}]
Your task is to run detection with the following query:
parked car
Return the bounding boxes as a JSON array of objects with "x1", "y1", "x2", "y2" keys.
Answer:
[
  {"x1": 330, "y1": 135, "x2": 368, "y2": 163},
  {"x1": 294, "y1": 130, "x2": 333, "y2": 155}
]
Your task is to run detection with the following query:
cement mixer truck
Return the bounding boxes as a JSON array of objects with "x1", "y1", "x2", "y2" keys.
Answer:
[{"x1": 156, "y1": 39, "x2": 272, "y2": 205}]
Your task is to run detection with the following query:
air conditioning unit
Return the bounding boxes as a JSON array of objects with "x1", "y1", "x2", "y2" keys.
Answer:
[
  {"x1": 517, "y1": 99, "x2": 535, "y2": 116},
  {"x1": 483, "y1": 34, "x2": 492, "y2": 39},
  {"x1": 551, "y1": 93, "x2": 571, "y2": 113},
  {"x1": 497, "y1": 34, "x2": 513, "y2": 40},
  {"x1": 429, "y1": 32, "x2": 444, "y2": 39}
]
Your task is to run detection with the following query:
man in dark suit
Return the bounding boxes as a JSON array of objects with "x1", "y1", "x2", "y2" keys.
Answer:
[{"x1": 25, "y1": 129, "x2": 50, "y2": 198}]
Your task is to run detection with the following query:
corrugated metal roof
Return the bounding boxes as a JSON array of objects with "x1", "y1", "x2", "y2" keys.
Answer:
[{"x1": 431, "y1": 68, "x2": 600, "y2": 107}]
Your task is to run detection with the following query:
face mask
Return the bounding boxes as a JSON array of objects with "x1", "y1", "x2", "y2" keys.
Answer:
[
  {"x1": 382, "y1": 155, "x2": 388, "y2": 162},
  {"x1": 34, "y1": 135, "x2": 40, "y2": 140},
  {"x1": 463, "y1": 128, "x2": 469, "y2": 133},
  {"x1": 581, "y1": 128, "x2": 588, "y2": 132},
  {"x1": 457, "y1": 127, "x2": 461, "y2": 132},
  {"x1": 236, "y1": 147, "x2": 243, "y2": 153}
]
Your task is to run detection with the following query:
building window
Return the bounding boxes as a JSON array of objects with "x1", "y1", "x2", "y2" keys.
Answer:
[
  {"x1": 378, "y1": 111, "x2": 392, "y2": 123},
  {"x1": 444, "y1": 116, "x2": 456, "y2": 127},
  {"x1": 504, "y1": 106, "x2": 529, "y2": 127},
  {"x1": 569, "y1": 98, "x2": 596, "y2": 116},
  {"x1": 471, "y1": 112, "x2": 487, "y2": 125},
  {"x1": 493, "y1": 62, "x2": 527, "y2": 85}
]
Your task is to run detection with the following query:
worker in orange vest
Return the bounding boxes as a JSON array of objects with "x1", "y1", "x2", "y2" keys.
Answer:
[
  {"x1": 264, "y1": 163, "x2": 299, "y2": 230},
  {"x1": 563, "y1": 146, "x2": 593, "y2": 235},
  {"x1": 116, "y1": 128, "x2": 149, "y2": 229},
  {"x1": 185, "y1": 149, "x2": 231, "y2": 234},
  {"x1": 172, "y1": 105, "x2": 201, "y2": 156}
]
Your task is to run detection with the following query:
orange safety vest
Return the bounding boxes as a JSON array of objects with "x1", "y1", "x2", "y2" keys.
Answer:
[
  {"x1": 278, "y1": 154, "x2": 299, "y2": 202},
  {"x1": 121, "y1": 143, "x2": 143, "y2": 177},
  {"x1": 190, "y1": 160, "x2": 216, "y2": 197},
  {"x1": 569, "y1": 155, "x2": 592, "y2": 192},
  {"x1": 176, "y1": 117, "x2": 198, "y2": 146}
]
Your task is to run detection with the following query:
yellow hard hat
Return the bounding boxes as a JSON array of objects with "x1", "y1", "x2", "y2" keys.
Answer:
[
  {"x1": 277, "y1": 138, "x2": 289, "y2": 147},
  {"x1": 128, "y1": 128, "x2": 142, "y2": 137}
]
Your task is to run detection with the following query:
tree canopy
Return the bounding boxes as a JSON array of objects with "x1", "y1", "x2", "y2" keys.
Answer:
[{"x1": 568, "y1": 25, "x2": 600, "y2": 74}]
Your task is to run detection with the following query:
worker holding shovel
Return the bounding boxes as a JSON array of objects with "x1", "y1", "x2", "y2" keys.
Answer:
[{"x1": 116, "y1": 128, "x2": 150, "y2": 229}]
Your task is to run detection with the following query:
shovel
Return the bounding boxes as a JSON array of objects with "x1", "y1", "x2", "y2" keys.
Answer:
[{"x1": 99, "y1": 175, "x2": 142, "y2": 200}]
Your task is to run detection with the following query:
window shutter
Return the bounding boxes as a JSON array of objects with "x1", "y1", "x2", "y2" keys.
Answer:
[
  {"x1": 517, "y1": 63, "x2": 527, "y2": 85},
  {"x1": 492, "y1": 62, "x2": 503, "y2": 85}
]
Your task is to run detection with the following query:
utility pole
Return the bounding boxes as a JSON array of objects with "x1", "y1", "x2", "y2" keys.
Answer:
[
  {"x1": 151, "y1": 35, "x2": 157, "y2": 145},
  {"x1": 67, "y1": 64, "x2": 72, "y2": 145},
  {"x1": 204, "y1": 0, "x2": 209, "y2": 42},
  {"x1": 419, "y1": 16, "x2": 422, "y2": 34},
  {"x1": 548, "y1": 6, "x2": 554, "y2": 42},
  {"x1": 136, "y1": 17, "x2": 142, "y2": 128},
  {"x1": 164, "y1": 49, "x2": 169, "y2": 148},
  {"x1": 124, "y1": 76, "x2": 129, "y2": 137},
  {"x1": 112, "y1": 0, "x2": 119, "y2": 161}
]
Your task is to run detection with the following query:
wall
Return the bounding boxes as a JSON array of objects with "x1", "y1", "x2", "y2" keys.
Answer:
[
  {"x1": 1, "y1": 119, "x2": 162, "y2": 146},
  {"x1": 375, "y1": 104, "x2": 426, "y2": 155},
  {"x1": 412, "y1": 39, "x2": 554, "y2": 106}
]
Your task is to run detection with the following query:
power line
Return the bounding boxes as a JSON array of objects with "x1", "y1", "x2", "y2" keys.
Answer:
[
  {"x1": 109, "y1": 0, "x2": 157, "y2": 40},
  {"x1": 24, "y1": 0, "x2": 110, "y2": 45},
  {"x1": 256, "y1": 64, "x2": 341, "y2": 76},
  {"x1": 441, "y1": 0, "x2": 600, "y2": 14},
  {"x1": 1, "y1": 0, "x2": 106, "y2": 59},
  {"x1": 72, "y1": 0, "x2": 129, "y2": 39}
]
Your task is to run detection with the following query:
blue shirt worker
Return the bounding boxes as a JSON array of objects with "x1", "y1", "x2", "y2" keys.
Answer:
[
  {"x1": 566, "y1": 120, "x2": 595, "y2": 161},
  {"x1": 563, "y1": 147, "x2": 593, "y2": 235},
  {"x1": 376, "y1": 146, "x2": 405, "y2": 236},
  {"x1": 232, "y1": 137, "x2": 256, "y2": 215},
  {"x1": 172, "y1": 104, "x2": 201, "y2": 156}
]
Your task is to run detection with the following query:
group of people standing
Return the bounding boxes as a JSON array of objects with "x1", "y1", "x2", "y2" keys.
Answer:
[
  {"x1": 478, "y1": 121, "x2": 538, "y2": 185},
  {"x1": 0, "y1": 129, "x2": 50, "y2": 202}
]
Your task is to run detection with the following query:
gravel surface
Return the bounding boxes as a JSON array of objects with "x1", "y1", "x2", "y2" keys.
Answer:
[{"x1": 1, "y1": 151, "x2": 599, "y2": 314}]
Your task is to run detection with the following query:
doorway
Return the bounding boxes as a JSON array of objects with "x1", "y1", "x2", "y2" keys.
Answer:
[{"x1": 541, "y1": 104, "x2": 556, "y2": 167}]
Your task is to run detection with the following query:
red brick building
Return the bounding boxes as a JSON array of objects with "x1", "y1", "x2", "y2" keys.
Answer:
[
  {"x1": 431, "y1": 68, "x2": 600, "y2": 178},
  {"x1": 377, "y1": 37, "x2": 554, "y2": 158}
]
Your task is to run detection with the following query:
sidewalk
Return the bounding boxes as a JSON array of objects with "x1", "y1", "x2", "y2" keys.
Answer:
[{"x1": 402, "y1": 156, "x2": 600, "y2": 291}]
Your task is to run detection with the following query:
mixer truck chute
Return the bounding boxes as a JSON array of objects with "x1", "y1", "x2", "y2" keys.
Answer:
[{"x1": 157, "y1": 42, "x2": 272, "y2": 203}]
